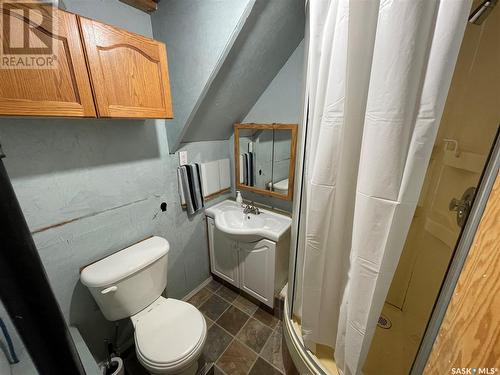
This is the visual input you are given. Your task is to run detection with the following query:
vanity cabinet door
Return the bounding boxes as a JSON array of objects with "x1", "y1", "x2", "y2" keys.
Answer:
[
  {"x1": 78, "y1": 17, "x2": 173, "y2": 119},
  {"x1": 238, "y1": 239, "x2": 275, "y2": 307},
  {"x1": 0, "y1": 5, "x2": 96, "y2": 117},
  {"x1": 207, "y1": 218, "x2": 239, "y2": 287}
]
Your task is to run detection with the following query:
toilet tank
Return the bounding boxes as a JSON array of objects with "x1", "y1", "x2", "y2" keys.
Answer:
[{"x1": 81, "y1": 236, "x2": 169, "y2": 321}]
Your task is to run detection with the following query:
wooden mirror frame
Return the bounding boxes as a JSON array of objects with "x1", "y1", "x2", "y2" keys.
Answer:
[{"x1": 234, "y1": 123, "x2": 298, "y2": 201}]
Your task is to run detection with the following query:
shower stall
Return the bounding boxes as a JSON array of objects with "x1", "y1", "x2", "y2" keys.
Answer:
[{"x1": 284, "y1": 1, "x2": 499, "y2": 374}]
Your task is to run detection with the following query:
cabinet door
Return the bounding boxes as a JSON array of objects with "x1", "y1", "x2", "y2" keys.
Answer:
[
  {"x1": 0, "y1": 5, "x2": 96, "y2": 117},
  {"x1": 207, "y1": 218, "x2": 239, "y2": 287},
  {"x1": 238, "y1": 239, "x2": 275, "y2": 307},
  {"x1": 78, "y1": 17, "x2": 173, "y2": 119}
]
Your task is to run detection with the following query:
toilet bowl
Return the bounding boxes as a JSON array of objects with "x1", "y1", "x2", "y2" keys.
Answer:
[
  {"x1": 267, "y1": 178, "x2": 288, "y2": 195},
  {"x1": 132, "y1": 297, "x2": 206, "y2": 374},
  {"x1": 80, "y1": 237, "x2": 206, "y2": 375}
]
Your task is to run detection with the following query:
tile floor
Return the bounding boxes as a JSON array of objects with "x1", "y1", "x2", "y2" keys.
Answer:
[
  {"x1": 123, "y1": 279, "x2": 288, "y2": 375},
  {"x1": 189, "y1": 279, "x2": 286, "y2": 375}
]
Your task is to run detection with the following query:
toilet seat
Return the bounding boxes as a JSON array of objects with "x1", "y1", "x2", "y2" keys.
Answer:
[{"x1": 132, "y1": 297, "x2": 207, "y2": 373}]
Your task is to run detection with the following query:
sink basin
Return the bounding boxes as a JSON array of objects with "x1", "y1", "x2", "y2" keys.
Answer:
[{"x1": 205, "y1": 200, "x2": 291, "y2": 242}]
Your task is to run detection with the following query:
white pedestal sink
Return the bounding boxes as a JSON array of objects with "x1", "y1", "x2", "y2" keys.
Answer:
[
  {"x1": 205, "y1": 200, "x2": 291, "y2": 308},
  {"x1": 205, "y1": 200, "x2": 291, "y2": 242}
]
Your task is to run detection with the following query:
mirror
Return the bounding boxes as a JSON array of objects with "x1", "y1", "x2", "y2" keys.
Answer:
[{"x1": 234, "y1": 123, "x2": 297, "y2": 200}]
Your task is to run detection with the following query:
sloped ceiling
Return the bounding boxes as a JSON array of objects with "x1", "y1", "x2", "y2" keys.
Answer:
[
  {"x1": 181, "y1": 0, "x2": 305, "y2": 146},
  {"x1": 151, "y1": 0, "x2": 255, "y2": 152},
  {"x1": 244, "y1": 40, "x2": 305, "y2": 124},
  {"x1": 153, "y1": 0, "x2": 305, "y2": 151}
]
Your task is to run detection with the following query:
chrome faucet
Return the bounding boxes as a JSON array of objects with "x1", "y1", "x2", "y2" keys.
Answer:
[{"x1": 243, "y1": 202, "x2": 260, "y2": 215}]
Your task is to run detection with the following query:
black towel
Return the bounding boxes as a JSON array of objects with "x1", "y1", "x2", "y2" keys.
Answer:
[
  {"x1": 243, "y1": 153, "x2": 249, "y2": 185},
  {"x1": 248, "y1": 151, "x2": 254, "y2": 186},
  {"x1": 178, "y1": 164, "x2": 204, "y2": 215}
]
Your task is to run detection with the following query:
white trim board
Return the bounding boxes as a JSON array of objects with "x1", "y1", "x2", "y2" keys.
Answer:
[{"x1": 182, "y1": 276, "x2": 213, "y2": 302}]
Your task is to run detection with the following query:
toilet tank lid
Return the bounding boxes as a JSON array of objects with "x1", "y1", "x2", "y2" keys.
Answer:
[{"x1": 80, "y1": 236, "x2": 169, "y2": 288}]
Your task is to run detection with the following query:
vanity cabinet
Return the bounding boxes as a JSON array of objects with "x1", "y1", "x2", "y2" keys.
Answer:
[
  {"x1": 0, "y1": 5, "x2": 96, "y2": 117},
  {"x1": 79, "y1": 17, "x2": 173, "y2": 119},
  {"x1": 0, "y1": 5, "x2": 172, "y2": 119},
  {"x1": 238, "y1": 239, "x2": 276, "y2": 306},
  {"x1": 207, "y1": 217, "x2": 289, "y2": 308},
  {"x1": 207, "y1": 221, "x2": 239, "y2": 287}
]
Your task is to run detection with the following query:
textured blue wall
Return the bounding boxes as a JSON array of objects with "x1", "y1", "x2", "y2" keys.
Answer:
[{"x1": 0, "y1": 0, "x2": 232, "y2": 362}]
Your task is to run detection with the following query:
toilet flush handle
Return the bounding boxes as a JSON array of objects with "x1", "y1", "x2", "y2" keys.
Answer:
[{"x1": 101, "y1": 286, "x2": 117, "y2": 295}]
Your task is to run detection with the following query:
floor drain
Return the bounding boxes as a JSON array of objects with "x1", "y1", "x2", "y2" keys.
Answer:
[{"x1": 378, "y1": 314, "x2": 392, "y2": 329}]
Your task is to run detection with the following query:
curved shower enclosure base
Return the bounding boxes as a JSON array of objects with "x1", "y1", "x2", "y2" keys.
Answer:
[{"x1": 283, "y1": 295, "x2": 334, "y2": 375}]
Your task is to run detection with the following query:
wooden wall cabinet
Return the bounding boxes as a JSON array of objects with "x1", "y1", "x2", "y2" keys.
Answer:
[
  {"x1": 79, "y1": 17, "x2": 173, "y2": 119},
  {"x1": 0, "y1": 4, "x2": 96, "y2": 117},
  {"x1": 0, "y1": 5, "x2": 172, "y2": 119}
]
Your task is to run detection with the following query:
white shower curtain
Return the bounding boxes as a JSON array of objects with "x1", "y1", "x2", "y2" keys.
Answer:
[{"x1": 299, "y1": 1, "x2": 471, "y2": 374}]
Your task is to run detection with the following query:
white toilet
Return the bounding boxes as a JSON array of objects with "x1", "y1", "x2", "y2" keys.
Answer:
[{"x1": 80, "y1": 236, "x2": 207, "y2": 374}]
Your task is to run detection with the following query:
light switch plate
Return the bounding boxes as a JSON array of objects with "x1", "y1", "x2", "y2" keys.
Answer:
[{"x1": 179, "y1": 151, "x2": 187, "y2": 166}]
